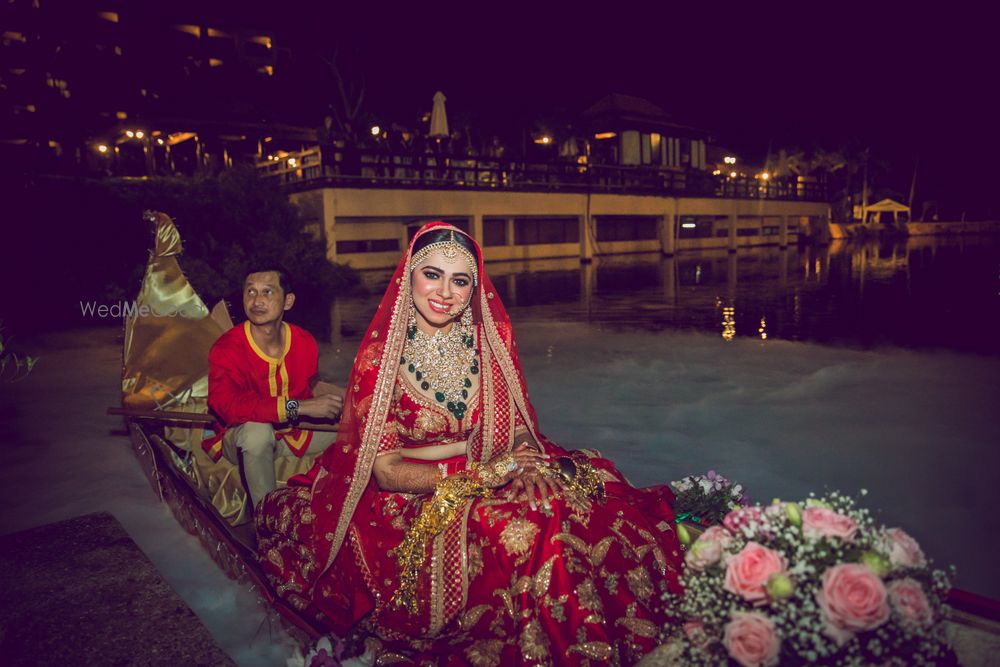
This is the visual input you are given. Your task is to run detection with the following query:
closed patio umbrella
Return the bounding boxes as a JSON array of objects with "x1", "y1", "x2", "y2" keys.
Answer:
[{"x1": 429, "y1": 91, "x2": 449, "y2": 138}]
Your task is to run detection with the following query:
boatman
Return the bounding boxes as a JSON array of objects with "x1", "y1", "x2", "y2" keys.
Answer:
[{"x1": 205, "y1": 269, "x2": 342, "y2": 509}]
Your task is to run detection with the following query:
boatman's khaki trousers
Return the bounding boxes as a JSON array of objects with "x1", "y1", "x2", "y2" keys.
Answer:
[{"x1": 222, "y1": 422, "x2": 336, "y2": 509}]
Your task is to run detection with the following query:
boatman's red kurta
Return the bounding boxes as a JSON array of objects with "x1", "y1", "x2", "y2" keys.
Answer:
[{"x1": 204, "y1": 321, "x2": 317, "y2": 461}]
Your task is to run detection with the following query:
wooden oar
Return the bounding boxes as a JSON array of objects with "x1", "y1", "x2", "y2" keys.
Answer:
[
  {"x1": 107, "y1": 407, "x2": 339, "y2": 432},
  {"x1": 108, "y1": 407, "x2": 215, "y2": 424}
]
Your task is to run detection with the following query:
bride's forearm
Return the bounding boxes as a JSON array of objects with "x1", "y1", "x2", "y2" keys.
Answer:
[{"x1": 373, "y1": 454, "x2": 441, "y2": 494}]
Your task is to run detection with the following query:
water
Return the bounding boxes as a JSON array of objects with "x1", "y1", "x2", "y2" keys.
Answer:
[
  {"x1": 328, "y1": 235, "x2": 1000, "y2": 356},
  {"x1": 314, "y1": 233, "x2": 1000, "y2": 599}
]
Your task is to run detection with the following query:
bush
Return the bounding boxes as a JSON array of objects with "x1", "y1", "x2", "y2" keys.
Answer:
[{"x1": 4, "y1": 168, "x2": 359, "y2": 335}]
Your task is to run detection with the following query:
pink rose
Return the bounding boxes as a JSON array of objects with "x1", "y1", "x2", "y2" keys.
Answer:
[
  {"x1": 887, "y1": 578, "x2": 934, "y2": 630},
  {"x1": 881, "y1": 528, "x2": 927, "y2": 569},
  {"x1": 722, "y1": 611, "x2": 781, "y2": 667},
  {"x1": 816, "y1": 563, "x2": 890, "y2": 646},
  {"x1": 685, "y1": 526, "x2": 734, "y2": 571},
  {"x1": 801, "y1": 507, "x2": 858, "y2": 541},
  {"x1": 701, "y1": 524, "x2": 735, "y2": 545},
  {"x1": 723, "y1": 506, "x2": 764, "y2": 535},
  {"x1": 724, "y1": 542, "x2": 788, "y2": 603},
  {"x1": 683, "y1": 620, "x2": 711, "y2": 648},
  {"x1": 686, "y1": 537, "x2": 722, "y2": 571}
]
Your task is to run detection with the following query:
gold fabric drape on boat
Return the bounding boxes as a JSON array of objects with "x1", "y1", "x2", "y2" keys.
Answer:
[
  {"x1": 121, "y1": 211, "x2": 318, "y2": 526},
  {"x1": 122, "y1": 211, "x2": 222, "y2": 410}
]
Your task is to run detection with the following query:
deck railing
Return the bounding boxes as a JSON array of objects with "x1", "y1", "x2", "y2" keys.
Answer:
[{"x1": 256, "y1": 146, "x2": 828, "y2": 202}]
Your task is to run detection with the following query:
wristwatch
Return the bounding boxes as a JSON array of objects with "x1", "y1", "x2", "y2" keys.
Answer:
[{"x1": 285, "y1": 399, "x2": 300, "y2": 422}]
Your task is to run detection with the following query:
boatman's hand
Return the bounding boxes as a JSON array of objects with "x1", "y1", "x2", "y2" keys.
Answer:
[{"x1": 298, "y1": 394, "x2": 342, "y2": 420}]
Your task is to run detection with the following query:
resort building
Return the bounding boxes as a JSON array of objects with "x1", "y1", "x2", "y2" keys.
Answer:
[{"x1": 266, "y1": 93, "x2": 830, "y2": 270}]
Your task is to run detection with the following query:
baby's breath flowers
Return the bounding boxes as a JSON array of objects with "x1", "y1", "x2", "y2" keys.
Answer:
[{"x1": 655, "y1": 491, "x2": 955, "y2": 666}]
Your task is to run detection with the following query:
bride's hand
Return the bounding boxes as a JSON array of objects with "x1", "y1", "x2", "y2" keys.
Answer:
[
  {"x1": 511, "y1": 441, "x2": 548, "y2": 473},
  {"x1": 508, "y1": 465, "x2": 566, "y2": 512}
]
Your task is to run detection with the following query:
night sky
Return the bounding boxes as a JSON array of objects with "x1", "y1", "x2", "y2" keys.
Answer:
[
  {"x1": 13, "y1": 1, "x2": 996, "y2": 219},
  {"x1": 172, "y1": 1, "x2": 997, "y2": 219}
]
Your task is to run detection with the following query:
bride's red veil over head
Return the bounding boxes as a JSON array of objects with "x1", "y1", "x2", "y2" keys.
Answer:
[{"x1": 307, "y1": 221, "x2": 541, "y2": 579}]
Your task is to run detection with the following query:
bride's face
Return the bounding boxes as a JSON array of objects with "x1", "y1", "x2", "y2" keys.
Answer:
[{"x1": 411, "y1": 248, "x2": 475, "y2": 334}]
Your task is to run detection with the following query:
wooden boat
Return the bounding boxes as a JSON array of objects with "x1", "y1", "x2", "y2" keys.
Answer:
[
  {"x1": 113, "y1": 211, "x2": 327, "y2": 643},
  {"x1": 115, "y1": 212, "x2": 1000, "y2": 661}
]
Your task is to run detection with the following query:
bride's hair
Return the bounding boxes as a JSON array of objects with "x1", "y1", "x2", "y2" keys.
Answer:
[{"x1": 411, "y1": 227, "x2": 480, "y2": 265}]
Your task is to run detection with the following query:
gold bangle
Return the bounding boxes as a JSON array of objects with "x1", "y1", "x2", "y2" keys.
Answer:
[
  {"x1": 470, "y1": 453, "x2": 516, "y2": 487},
  {"x1": 539, "y1": 455, "x2": 605, "y2": 501}
]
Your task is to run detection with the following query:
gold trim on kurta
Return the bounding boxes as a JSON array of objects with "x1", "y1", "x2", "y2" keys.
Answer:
[{"x1": 244, "y1": 321, "x2": 292, "y2": 399}]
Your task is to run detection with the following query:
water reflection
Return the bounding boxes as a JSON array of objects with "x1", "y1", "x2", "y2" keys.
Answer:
[{"x1": 328, "y1": 236, "x2": 1000, "y2": 355}]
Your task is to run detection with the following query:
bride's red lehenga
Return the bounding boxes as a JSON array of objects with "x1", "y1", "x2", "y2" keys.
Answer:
[{"x1": 257, "y1": 223, "x2": 684, "y2": 666}]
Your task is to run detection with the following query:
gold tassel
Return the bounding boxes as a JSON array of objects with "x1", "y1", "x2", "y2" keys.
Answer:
[{"x1": 391, "y1": 469, "x2": 492, "y2": 614}]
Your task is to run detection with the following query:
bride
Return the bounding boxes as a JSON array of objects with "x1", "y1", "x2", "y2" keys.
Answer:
[{"x1": 257, "y1": 222, "x2": 684, "y2": 666}]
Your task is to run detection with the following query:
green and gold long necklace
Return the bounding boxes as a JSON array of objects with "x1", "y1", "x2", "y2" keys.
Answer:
[{"x1": 400, "y1": 311, "x2": 478, "y2": 421}]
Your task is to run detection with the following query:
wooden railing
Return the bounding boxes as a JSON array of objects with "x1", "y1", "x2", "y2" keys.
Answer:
[{"x1": 256, "y1": 146, "x2": 828, "y2": 202}]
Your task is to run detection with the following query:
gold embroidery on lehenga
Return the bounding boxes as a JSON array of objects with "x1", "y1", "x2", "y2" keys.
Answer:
[
  {"x1": 373, "y1": 651, "x2": 411, "y2": 665},
  {"x1": 300, "y1": 504, "x2": 315, "y2": 525},
  {"x1": 567, "y1": 641, "x2": 614, "y2": 661},
  {"x1": 551, "y1": 532, "x2": 589, "y2": 559},
  {"x1": 626, "y1": 566, "x2": 654, "y2": 603},
  {"x1": 467, "y1": 540, "x2": 484, "y2": 579},
  {"x1": 590, "y1": 536, "x2": 614, "y2": 566},
  {"x1": 511, "y1": 575, "x2": 532, "y2": 596},
  {"x1": 430, "y1": 530, "x2": 445, "y2": 634},
  {"x1": 602, "y1": 570, "x2": 620, "y2": 595},
  {"x1": 266, "y1": 547, "x2": 285, "y2": 571},
  {"x1": 464, "y1": 638, "x2": 504, "y2": 667},
  {"x1": 543, "y1": 593, "x2": 569, "y2": 622},
  {"x1": 552, "y1": 522, "x2": 587, "y2": 572},
  {"x1": 459, "y1": 604, "x2": 492, "y2": 632},
  {"x1": 499, "y1": 519, "x2": 539, "y2": 564},
  {"x1": 493, "y1": 587, "x2": 515, "y2": 619},
  {"x1": 576, "y1": 578, "x2": 603, "y2": 613},
  {"x1": 532, "y1": 554, "x2": 558, "y2": 598},
  {"x1": 616, "y1": 615, "x2": 659, "y2": 638},
  {"x1": 519, "y1": 619, "x2": 551, "y2": 661}
]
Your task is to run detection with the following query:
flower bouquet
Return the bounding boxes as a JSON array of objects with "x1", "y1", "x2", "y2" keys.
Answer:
[
  {"x1": 655, "y1": 491, "x2": 955, "y2": 666},
  {"x1": 287, "y1": 636, "x2": 375, "y2": 667},
  {"x1": 672, "y1": 470, "x2": 749, "y2": 543}
]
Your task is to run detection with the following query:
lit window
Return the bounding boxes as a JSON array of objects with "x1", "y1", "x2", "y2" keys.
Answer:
[
  {"x1": 248, "y1": 35, "x2": 273, "y2": 49},
  {"x1": 257, "y1": 65, "x2": 274, "y2": 76},
  {"x1": 98, "y1": 11, "x2": 119, "y2": 23},
  {"x1": 208, "y1": 58, "x2": 223, "y2": 67},
  {"x1": 206, "y1": 28, "x2": 232, "y2": 38},
  {"x1": 173, "y1": 24, "x2": 201, "y2": 38}
]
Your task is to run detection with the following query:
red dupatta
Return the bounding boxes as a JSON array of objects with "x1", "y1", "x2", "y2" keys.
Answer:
[{"x1": 308, "y1": 222, "x2": 542, "y2": 581}]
